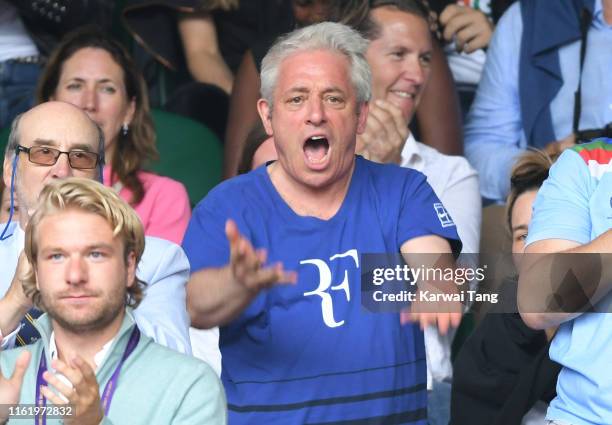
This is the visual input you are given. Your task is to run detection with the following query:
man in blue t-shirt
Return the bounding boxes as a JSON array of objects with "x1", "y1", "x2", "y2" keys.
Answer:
[
  {"x1": 519, "y1": 139, "x2": 612, "y2": 424},
  {"x1": 183, "y1": 22, "x2": 463, "y2": 424}
]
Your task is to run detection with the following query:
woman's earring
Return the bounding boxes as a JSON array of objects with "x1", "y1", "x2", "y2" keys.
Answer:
[{"x1": 121, "y1": 123, "x2": 129, "y2": 136}]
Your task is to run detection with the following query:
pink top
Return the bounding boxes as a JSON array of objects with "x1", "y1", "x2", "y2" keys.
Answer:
[{"x1": 103, "y1": 166, "x2": 191, "y2": 244}]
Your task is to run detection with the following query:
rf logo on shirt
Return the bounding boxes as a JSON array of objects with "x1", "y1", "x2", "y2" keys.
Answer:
[{"x1": 301, "y1": 249, "x2": 359, "y2": 328}]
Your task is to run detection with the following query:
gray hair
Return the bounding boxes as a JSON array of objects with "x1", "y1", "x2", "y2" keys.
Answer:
[
  {"x1": 4, "y1": 112, "x2": 105, "y2": 162},
  {"x1": 4, "y1": 113, "x2": 23, "y2": 160},
  {"x1": 260, "y1": 22, "x2": 371, "y2": 110}
]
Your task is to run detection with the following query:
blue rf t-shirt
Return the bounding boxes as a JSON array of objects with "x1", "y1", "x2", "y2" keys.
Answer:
[
  {"x1": 527, "y1": 139, "x2": 612, "y2": 425},
  {"x1": 183, "y1": 156, "x2": 461, "y2": 424}
]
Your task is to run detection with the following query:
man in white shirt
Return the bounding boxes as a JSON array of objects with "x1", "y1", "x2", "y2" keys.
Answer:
[
  {"x1": 357, "y1": 2, "x2": 481, "y2": 424},
  {"x1": 0, "y1": 101, "x2": 193, "y2": 355}
]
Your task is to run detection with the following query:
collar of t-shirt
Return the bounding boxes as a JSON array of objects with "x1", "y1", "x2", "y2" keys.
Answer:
[{"x1": 400, "y1": 133, "x2": 425, "y2": 172}]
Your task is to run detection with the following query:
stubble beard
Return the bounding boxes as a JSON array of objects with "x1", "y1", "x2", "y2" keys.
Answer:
[{"x1": 41, "y1": 288, "x2": 126, "y2": 334}]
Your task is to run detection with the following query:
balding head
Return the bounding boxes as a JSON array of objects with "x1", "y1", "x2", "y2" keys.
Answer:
[
  {"x1": 3, "y1": 101, "x2": 104, "y2": 228},
  {"x1": 5, "y1": 102, "x2": 103, "y2": 160}
]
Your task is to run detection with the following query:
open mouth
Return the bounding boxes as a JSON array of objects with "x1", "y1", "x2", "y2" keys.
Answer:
[{"x1": 303, "y1": 135, "x2": 329, "y2": 164}]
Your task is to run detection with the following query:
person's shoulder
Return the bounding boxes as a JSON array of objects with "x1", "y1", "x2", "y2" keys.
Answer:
[
  {"x1": 138, "y1": 171, "x2": 189, "y2": 195},
  {"x1": 0, "y1": 341, "x2": 42, "y2": 371},
  {"x1": 497, "y1": 1, "x2": 522, "y2": 27},
  {"x1": 140, "y1": 338, "x2": 218, "y2": 381},
  {"x1": 140, "y1": 236, "x2": 189, "y2": 278},
  {"x1": 569, "y1": 138, "x2": 612, "y2": 167},
  {"x1": 193, "y1": 167, "x2": 266, "y2": 211},
  {"x1": 417, "y1": 142, "x2": 477, "y2": 176},
  {"x1": 358, "y1": 155, "x2": 428, "y2": 191},
  {"x1": 358, "y1": 155, "x2": 424, "y2": 180}
]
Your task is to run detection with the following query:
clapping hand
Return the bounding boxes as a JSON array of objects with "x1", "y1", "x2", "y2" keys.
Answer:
[
  {"x1": 357, "y1": 100, "x2": 408, "y2": 164},
  {"x1": 41, "y1": 357, "x2": 104, "y2": 425}
]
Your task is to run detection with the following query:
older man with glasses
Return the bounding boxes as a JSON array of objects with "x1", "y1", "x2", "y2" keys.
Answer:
[{"x1": 0, "y1": 101, "x2": 193, "y2": 357}]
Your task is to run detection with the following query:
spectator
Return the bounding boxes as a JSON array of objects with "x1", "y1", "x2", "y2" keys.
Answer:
[
  {"x1": 122, "y1": 0, "x2": 295, "y2": 140},
  {"x1": 465, "y1": 0, "x2": 612, "y2": 202},
  {"x1": 184, "y1": 22, "x2": 462, "y2": 423},
  {"x1": 0, "y1": 178, "x2": 225, "y2": 425},
  {"x1": 0, "y1": 0, "x2": 114, "y2": 128},
  {"x1": 519, "y1": 137, "x2": 612, "y2": 424},
  {"x1": 223, "y1": 0, "x2": 466, "y2": 178},
  {"x1": 425, "y1": 0, "x2": 516, "y2": 116},
  {"x1": 356, "y1": 2, "x2": 480, "y2": 423},
  {"x1": 37, "y1": 27, "x2": 191, "y2": 244},
  {"x1": 0, "y1": 101, "x2": 191, "y2": 355},
  {"x1": 451, "y1": 149, "x2": 561, "y2": 425}
]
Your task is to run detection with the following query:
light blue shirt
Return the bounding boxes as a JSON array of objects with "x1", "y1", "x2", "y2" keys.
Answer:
[
  {"x1": 526, "y1": 143, "x2": 612, "y2": 425},
  {"x1": 0, "y1": 222, "x2": 192, "y2": 354},
  {"x1": 465, "y1": 0, "x2": 612, "y2": 202}
]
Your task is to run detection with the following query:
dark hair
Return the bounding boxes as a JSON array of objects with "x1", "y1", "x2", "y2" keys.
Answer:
[
  {"x1": 326, "y1": 0, "x2": 371, "y2": 28},
  {"x1": 506, "y1": 149, "x2": 559, "y2": 233},
  {"x1": 36, "y1": 26, "x2": 158, "y2": 205},
  {"x1": 238, "y1": 120, "x2": 271, "y2": 174},
  {"x1": 357, "y1": 0, "x2": 432, "y2": 39}
]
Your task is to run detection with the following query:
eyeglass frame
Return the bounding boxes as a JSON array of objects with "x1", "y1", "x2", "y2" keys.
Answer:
[{"x1": 15, "y1": 144, "x2": 104, "y2": 170}]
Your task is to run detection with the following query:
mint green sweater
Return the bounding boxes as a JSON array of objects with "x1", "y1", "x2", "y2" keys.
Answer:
[{"x1": 1, "y1": 310, "x2": 226, "y2": 424}]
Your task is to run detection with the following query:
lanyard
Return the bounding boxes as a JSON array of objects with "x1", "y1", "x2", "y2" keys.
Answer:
[{"x1": 35, "y1": 327, "x2": 141, "y2": 425}]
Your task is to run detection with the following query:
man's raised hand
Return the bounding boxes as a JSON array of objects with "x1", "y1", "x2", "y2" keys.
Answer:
[{"x1": 226, "y1": 219, "x2": 297, "y2": 293}]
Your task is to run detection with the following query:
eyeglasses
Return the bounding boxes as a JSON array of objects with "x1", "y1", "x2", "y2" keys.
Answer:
[{"x1": 16, "y1": 145, "x2": 101, "y2": 170}]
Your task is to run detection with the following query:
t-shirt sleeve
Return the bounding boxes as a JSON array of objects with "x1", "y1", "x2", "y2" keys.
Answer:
[
  {"x1": 182, "y1": 196, "x2": 231, "y2": 273},
  {"x1": 526, "y1": 149, "x2": 593, "y2": 246},
  {"x1": 397, "y1": 170, "x2": 462, "y2": 255}
]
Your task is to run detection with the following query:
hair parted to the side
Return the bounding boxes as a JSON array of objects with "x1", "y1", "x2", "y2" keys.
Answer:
[
  {"x1": 260, "y1": 22, "x2": 371, "y2": 111},
  {"x1": 23, "y1": 177, "x2": 146, "y2": 310},
  {"x1": 506, "y1": 149, "x2": 560, "y2": 233},
  {"x1": 36, "y1": 26, "x2": 157, "y2": 205}
]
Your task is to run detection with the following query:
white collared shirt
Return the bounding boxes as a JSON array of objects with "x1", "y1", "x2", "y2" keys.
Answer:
[
  {"x1": 401, "y1": 134, "x2": 482, "y2": 388},
  {"x1": 45, "y1": 331, "x2": 115, "y2": 401},
  {"x1": 49, "y1": 331, "x2": 115, "y2": 373}
]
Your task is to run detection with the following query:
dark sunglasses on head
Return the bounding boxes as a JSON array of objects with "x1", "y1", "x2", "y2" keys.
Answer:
[{"x1": 16, "y1": 145, "x2": 101, "y2": 170}]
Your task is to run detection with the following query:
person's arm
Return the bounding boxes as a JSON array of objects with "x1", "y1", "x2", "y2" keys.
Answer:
[
  {"x1": 519, "y1": 235, "x2": 612, "y2": 330},
  {"x1": 400, "y1": 235, "x2": 462, "y2": 334},
  {"x1": 178, "y1": 12, "x2": 233, "y2": 94},
  {"x1": 516, "y1": 148, "x2": 610, "y2": 329},
  {"x1": 133, "y1": 237, "x2": 193, "y2": 354},
  {"x1": 393, "y1": 171, "x2": 464, "y2": 333},
  {"x1": 0, "y1": 289, "x2": 29, "y2": 343},
  {"x1": 415, "y1": 41, "x2": 463, "y2": 155},
  {"x1": 187, "y1": 220, "x2": 296, "y2": 329},
  {"x1": 464, "y1": 3, "x2": 524, "y2": 201},
  {"x1": 0, "y1": 252, "x2": 33, "y2": 345},
  {"x1": 223, "y1": 50, "x2": 261, "y2": 178}
]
